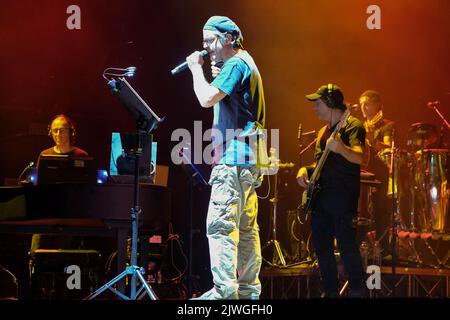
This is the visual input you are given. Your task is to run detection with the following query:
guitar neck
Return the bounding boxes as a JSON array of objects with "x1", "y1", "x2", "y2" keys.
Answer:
[
  {"x1": 310, "y1": 148, "x2": 330, "y2": 183},
  {"x1": 309, "y1": 109, "x2": 350, "y2": 184}
]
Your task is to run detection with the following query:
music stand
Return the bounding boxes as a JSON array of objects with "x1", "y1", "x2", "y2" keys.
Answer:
[{"x1": 85, "y1": 77, "x2": 164, "y2": 300}]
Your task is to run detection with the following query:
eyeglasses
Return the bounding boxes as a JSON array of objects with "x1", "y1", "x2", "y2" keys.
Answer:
[
  {"x1": 51, "y1": 128, "x2": 70, "y2": 134},
  {"x1": 202, "y1": 36, "x2": 220, "y2": 47}
]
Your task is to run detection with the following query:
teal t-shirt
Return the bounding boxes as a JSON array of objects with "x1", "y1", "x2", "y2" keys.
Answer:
[{"x1": 210, "y1": 50, "x2": 266, "y2": 166}]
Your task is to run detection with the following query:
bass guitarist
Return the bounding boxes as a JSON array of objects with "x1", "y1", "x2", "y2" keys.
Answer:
[{"x1": 296, "y1": 84, "x2": 366, "y2": 298}]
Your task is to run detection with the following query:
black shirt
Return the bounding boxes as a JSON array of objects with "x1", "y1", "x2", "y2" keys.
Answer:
[{"x1": 313, "y1": 115, "x2": 365, "y2": 190}]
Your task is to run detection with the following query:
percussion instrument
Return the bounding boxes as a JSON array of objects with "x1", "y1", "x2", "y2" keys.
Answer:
[
  {"x1": 357, "y1": 170, "x2": 381, "y2": 227},
  {"x1": 414, "y1": 149, "x2": 449, "y2": 233},
  {"x1": 406, "y1": 123, "x2": 438, "y2": 151}
]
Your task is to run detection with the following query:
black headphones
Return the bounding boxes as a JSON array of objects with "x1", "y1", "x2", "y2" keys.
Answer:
[
  {"x1": 324, "y1": 83, "x2": 336, "y2": 109},
  {"x1": 47, "y1": 114, "x2": 76, "y2": 142}
]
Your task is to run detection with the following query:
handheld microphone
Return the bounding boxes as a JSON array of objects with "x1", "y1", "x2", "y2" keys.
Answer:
[{"x1": 171, "y1": 50, "x2": 208, "y2": 75}]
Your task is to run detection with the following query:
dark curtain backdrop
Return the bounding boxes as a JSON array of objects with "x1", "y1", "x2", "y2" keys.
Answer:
[{"x1": 1, "y1": 0, "x2": 449, "y2": 293}]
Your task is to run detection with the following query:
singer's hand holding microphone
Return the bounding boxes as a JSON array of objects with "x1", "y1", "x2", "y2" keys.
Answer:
[
  {"x1": 171, "y1": 50, "x2": 208, "y2": 75},
  {"x1": 171, "y1": 49, "x2": 225, "y2": 78},
  {"x1": 186, "y1": 51, "x2": 206, "y2": 70}
]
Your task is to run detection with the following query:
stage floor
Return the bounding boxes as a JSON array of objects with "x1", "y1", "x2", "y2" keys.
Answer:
[{"x1": 259, "y1": 264, "x2": 450, "y2": 298}]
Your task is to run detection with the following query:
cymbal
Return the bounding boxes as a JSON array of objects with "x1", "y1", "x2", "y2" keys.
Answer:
[{"x1": 407, "y1": 122, "x2": 438, "y2": 148}]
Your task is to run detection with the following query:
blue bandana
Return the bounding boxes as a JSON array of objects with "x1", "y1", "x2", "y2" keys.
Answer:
[{"x1": 203, "y1": 16, "x2": 243, "y2": 44}]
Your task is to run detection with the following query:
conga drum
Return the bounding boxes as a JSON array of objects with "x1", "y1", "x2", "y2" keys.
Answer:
[{"x1": 414, "y1": 149, "x2": 449, "y2": 233}]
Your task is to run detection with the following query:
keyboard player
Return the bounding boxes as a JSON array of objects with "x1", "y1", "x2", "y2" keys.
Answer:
[{"x1": 30, "y1": 114, "x2": 90, "y2": 260}]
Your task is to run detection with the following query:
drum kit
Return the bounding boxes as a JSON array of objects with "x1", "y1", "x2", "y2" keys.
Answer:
[{"x1": 358, "y1": 122, "x2": 449, "y2": 236}]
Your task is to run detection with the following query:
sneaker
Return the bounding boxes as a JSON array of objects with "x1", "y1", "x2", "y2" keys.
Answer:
[
  {"x1": 239, "y1": 293, "x2": 259, "y2": 300},
  {"x1": 190, "y1": 288, "x2": 238, "y2": 300}
]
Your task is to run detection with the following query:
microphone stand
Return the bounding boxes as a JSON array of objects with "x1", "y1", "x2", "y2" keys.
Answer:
[
  {"x1": 18, "y1": 162, "x2": 35, "y2": 184},
  {"x1": 389, "y1": 131, "x2": 397, "y2": 297},
  {"x1": 428, "y1": 101, "x2": 450, "y2": 131},
  {"x1": 428, "y1": 101, "x2": 449, "y2": 148},
  {"x1": 179, "y1": 148, "x2": 208, "y2": 298},
  {"x1": 298, "y1": 124, "x2": 318, "y2": 160}
]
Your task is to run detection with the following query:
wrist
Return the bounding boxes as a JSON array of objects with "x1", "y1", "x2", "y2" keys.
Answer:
[
  {"x1": 339, "y1": 144, "x2": 348, "y2": 157},
  {"x1": 189, "y1": 64, "x2": 203, "y2": 73}
]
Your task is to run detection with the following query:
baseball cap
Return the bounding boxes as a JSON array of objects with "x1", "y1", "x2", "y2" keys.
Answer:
[{"x1": 305, "y1": 84, "x2": 345, "y2": 109}]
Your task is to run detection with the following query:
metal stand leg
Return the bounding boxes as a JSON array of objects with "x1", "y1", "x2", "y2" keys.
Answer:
[
  {"x1": 84, "y1": 132, "x2": 158, "y2": 300},
  {"x1": 263, "y1": 172, "x2": 286, "y2": 266}
]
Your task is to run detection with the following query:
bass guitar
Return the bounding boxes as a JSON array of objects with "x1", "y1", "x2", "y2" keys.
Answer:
[{"x1": 299, "y1": 109, "x2": 351, "y2": 220}]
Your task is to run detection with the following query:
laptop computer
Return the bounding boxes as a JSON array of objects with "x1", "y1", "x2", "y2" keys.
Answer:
[{"x1": 36, "y1": 154, "x2": 97, "y2": 185}]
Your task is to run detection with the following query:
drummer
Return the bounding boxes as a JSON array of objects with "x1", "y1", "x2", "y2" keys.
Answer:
[
  {"x1": 359, "y1": 90, "x2": 396, "y2": 258},
  {"x1": 359, "y1": 90, "x2": 395, "y2": 153}
]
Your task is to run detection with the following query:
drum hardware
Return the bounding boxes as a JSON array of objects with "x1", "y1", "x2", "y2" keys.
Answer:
[
  {"x1": 358, "y1": 170, "x2": 381, "y2": 227},
  {"x1": 427, "y1": 101, "x2": 450, "y2": 132},
  {"x1": 427, "y1": 101, "x2": 450, "y2": 150},
  {"x1": 388, "y1": 130, "x2": 400, "y2": 296},
  {"x1": 397, "y1": 230, "x2": 450, "y2": 268}
]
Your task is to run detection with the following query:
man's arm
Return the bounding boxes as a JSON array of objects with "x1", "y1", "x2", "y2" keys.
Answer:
[
  {"x1": 327, "y1": 136, "x2": 365, "y2": 165},
  {"x1": 187, "y1": 52, "x2": 226, "y2": 108}
]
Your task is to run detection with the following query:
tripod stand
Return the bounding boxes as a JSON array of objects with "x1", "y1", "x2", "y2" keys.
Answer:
[
  {"x1": 262, "y1": 165, "x2": 286, "y2": 266},
  {"x1": 86, "y1": 131, "x2": 157, "y2": 300}
]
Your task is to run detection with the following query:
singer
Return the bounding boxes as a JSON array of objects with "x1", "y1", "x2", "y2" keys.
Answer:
[{"x1": 186, "y1": 16, "x2": 266, "y2": 300}]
